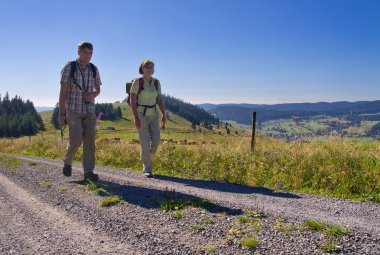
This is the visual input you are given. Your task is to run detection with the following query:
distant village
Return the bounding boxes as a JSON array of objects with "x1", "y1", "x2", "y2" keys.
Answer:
[{"x1": 259, "y1": 116, "x2": 380, "y2": 142}]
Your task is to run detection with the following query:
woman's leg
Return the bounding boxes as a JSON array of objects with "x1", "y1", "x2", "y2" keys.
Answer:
[
  {"x1": 137, "y1": 113, "x2": 153, "y2": 173},
  {"x1": 149, "y1": 112, "x2": 161, "y2": 156}
]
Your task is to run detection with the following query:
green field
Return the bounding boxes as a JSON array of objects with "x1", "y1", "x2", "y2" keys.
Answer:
[
  {"x1": 260, "y1": 116, "x2": 380, "y2": 142},
  {"x1": 2, "y1": 105, "x2": 380, "y2": 203},
  {"x1": 40, "y1": 104, "x2": 244, "y2": 143}
]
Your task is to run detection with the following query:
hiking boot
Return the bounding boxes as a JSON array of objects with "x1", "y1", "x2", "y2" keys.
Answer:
[
  {"x1": 144, "y1": 172, "x2": 154, "y2": 178},
  {"x1": 84, "y1": 172, "x2": 99, "y2": 181},
  {"x1": 63, "y1": 164, "x2": 72, "y2": 177}
]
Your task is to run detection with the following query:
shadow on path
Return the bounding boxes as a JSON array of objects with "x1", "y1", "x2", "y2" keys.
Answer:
[
  {"x1": 71, "y1": 179, "x2": 244, "y2": 215},
  {"x1": 154, "y1": 175, "x2": 302, "y2": 199}
]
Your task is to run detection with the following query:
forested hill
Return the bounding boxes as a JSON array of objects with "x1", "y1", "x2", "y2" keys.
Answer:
[
  {"x1": 0, "y1": 93, "x2": 45, "y2": 137},
  {"x1": 123, "y1": 94, "x2": 219, "y2": 127},
  {"x1": 162, "y1": 94, "x2": 219, "y2": 127},
  {"x1": 206, "y1": 100, "x2": 380, "y2": 125},
  {"x1": 199, "y1": 101, "x2": 372, "y2": 112}
]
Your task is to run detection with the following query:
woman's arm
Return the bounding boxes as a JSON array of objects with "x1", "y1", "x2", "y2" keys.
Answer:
[
  {"x1": 130, "y1": 93, "x2": 141, "y2": 129},
  {"x1": 156, "y1": 94, "x2": 166, "y2": 126}
]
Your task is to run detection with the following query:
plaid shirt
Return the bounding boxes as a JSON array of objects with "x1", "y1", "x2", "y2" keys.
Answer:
[{"x1": 60, "y1": 59, "x2": 102, "y2": 114}]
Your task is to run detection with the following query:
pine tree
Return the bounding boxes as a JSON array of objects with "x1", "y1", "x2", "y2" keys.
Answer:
[
  {"x1": 0, "y1": 92, "x2": 45, "y2": 137},
  {"x1": 51, "y1": 103, "x2": 60, "y2": 130},
  {"x1": 37, "y1": 114, "x2": 46, "y2": 131},
  {"x1": 116, "y1": 106, "x2": 122, "y2": 118}
]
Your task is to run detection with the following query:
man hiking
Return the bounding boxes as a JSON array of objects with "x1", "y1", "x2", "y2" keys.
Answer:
[{"x1": 58, "y1": 41, "x2": 102, "y2": 181}]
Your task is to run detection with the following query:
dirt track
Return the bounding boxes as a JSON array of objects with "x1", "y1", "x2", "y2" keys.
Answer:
[{"x1": 0, "y1": 153, "x2": 379, "y2": 254}]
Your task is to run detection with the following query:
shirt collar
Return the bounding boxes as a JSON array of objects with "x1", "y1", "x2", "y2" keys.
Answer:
[
  {"x1": 76, "y1": 58, "x2": 89, "y2": 68},
  {"x1": 143, "y1": 77, "x2": 154, "y2": 86}
]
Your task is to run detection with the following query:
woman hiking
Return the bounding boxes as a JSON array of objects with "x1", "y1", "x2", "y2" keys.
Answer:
[{"x1": 130, "y1": 60, "x2": 166, "y2": 178}]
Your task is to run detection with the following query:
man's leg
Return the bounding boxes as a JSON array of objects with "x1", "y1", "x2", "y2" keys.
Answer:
[
  {"x1": 63, "y1": 109, "x2": 83, "y2": 167},
  {"x1": 82, "y1": 112, "x2": 97, "y2": 175}
]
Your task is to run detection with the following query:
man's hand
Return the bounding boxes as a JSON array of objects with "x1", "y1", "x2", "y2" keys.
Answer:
[
  {"x1": 59, "y1": 115, "x2": 67, "y2": 127},
  {"x1": 83, "y1": 92, "x2": 96, "y2": 103}
]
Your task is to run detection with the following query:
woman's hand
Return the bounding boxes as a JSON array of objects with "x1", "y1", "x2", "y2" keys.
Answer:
[
  {"x1": 161, "y1": 115, "x2": 166, "y2": 127},
  {"x1": 134, "y1": 117, "x2": 141, "y2": 129}
]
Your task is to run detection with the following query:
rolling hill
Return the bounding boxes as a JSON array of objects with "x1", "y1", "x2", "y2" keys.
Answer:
[
  {"x1": 123, "y1": 94, "x2": 219, "y2": 127},
  {"x1": 204, "y1": 100, "x2": 380, "y2": 125},
  {"x1": 198, "y1": 101, "x2": 371, "y2": 112}
]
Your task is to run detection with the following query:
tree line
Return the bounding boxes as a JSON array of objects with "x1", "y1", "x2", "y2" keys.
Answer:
[
  {"x1": 95, "y1": 103, "x2": 123, "y2": 121},
  {"x1": 51, "y1": 103, "x2": 123, "y2": 129},
  {"x1": 161, "y1": 94, "x2": 219, "y2": 129},
  {"x1": 0, "y1": 93, "x2": 45, "y2": 137}
]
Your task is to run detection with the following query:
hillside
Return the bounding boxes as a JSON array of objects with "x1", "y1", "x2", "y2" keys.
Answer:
[
  {"x1": 207, "y1": 100, "x2": 380, "y2": 125},
  {"x1": 123, "y1": 94, "x2": 219, "y2": 128},
  {"x1": 199, "y1": 101, "x2": 372, "y2": 112},
  {"x1": 41, "y1": 104, "x2": 192, "y2": 133},
  {"x1": 39, "y1": 102, "x2": 243, "y2": 143}
]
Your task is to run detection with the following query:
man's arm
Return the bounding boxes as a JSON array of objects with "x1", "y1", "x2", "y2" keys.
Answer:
[
  {"x1": 59, "y1": 82, "x2": 69, "y2": 126},
  {"x1": 94, "y1": 66, "x2": 102, "y2": 98},
  {"x1": 59, "y1": 62, "x2": 71, "y2": 126},
  {"x1": 84, "y1": 67, "x2": 102, "y2": 102},
  {"x1": 94, "y1": 84, "x2": 101, "y2": 97}
]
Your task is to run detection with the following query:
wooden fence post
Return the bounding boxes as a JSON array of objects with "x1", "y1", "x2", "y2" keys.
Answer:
[{"x1": 251, "y1": 112, "x2": 257, "y2": 153}]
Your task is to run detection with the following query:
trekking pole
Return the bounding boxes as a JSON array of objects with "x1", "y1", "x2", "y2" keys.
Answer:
[
  {"x1": 60, "y1": 126, "x2": 65, "y2": 143},
  {"x1": 96, "y1": 112, "x2": 104, "y2": 127}
]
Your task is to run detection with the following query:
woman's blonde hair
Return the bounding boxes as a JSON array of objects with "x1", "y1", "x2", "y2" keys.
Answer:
[{"x1": 139, "y1": 60, "x2": 155, "y2": 74}]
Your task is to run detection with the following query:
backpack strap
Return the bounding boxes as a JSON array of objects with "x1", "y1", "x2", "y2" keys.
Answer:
[
  {"x1": 138, "y1": 78, "x2": 144, "y2": 94},
  {"x1": 137, "y1": 78, "x2": 159, "y2": 93},
  {"x1": 89, "y1": 63, "x2": 97, "y2": 79},
  {"x1": 70, "y1": 61, "x2": 77, "y2": 79},
  {"x1": 135, "y1": 78, "x2": 145, "y2": 106},
  {"x1": 154, "y1": 79, "x2": 159, "y2": 91},
  {"x1": 69, "y1": 61, "x2": 83, "y2": 90},
  {"x1": 70, "y1": 61, "x2": 97, "y2": 79},
  {"x1": 69, "y1": 61, "x2": 97, "y2": 91},
  {"x1": 136, "y1": 78, "x2": 158, "y2": 116}
]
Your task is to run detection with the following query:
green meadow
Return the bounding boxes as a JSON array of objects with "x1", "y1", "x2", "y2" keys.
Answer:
[{"x1": 1, "y1": 104, "x2": 379, "y2": 203}]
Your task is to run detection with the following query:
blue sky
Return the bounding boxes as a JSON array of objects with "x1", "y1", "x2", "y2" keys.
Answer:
[{"x1": 0, "y1": 0, "x2": 379, "y2": 106}]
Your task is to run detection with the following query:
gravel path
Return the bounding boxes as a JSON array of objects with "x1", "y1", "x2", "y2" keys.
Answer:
[
  {"x1": 0, "y1": 172, "x2": 136, "y2": 255},
  {"x1": 0, "y1": 153, "x2": 379, "y2": 254}
]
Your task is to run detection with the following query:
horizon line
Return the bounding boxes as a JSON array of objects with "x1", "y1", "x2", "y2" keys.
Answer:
[{"x1": 34, "y1": 98, "x2": 379, "y2": 108}]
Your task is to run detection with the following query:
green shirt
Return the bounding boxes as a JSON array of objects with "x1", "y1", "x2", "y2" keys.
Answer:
[{"x1": 130, "y1": 77, "x2": 162, "y2": 117}]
